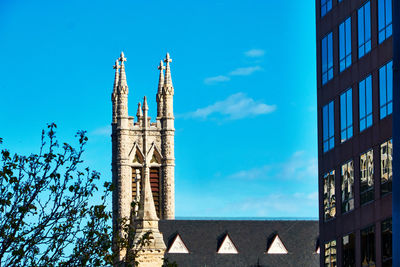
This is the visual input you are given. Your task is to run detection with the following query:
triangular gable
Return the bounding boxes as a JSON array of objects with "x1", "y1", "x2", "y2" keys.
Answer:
[
  {"x1": 167, "y1": 234, "x2": 189, "y2": 254},
  {"x1": 147, "y1": 142, "x2": 162, "y2": 164},
  {"x1": 217, "y1": 234, "x2": 238, "y2": 254},
  {"x1": 129, "y1": 143, "x2": 144, "y2": 163},
  {"x1": 266, "y1": 235, "x2": 288, "y2": 254},
  {"x1": 315, "y1": 238, "x2": 320, "y2": 254}
]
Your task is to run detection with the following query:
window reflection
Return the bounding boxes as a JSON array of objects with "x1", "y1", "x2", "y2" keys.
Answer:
[
  {"x1": 323, "y1": 101, "x2": 335, "y2": 152},
  {"x1": 381, "y1": 139, "x2": 392, "y2": 195},
  {"x1": 324, "y1": 170, "x2": 336, "y2": 221},
  {"x1": 382, "y1": 218, "x2": 392, "y2": 266},
  {"x1": 341, "y1": 161, "x2": 354, "y2": 213},
  {"x1": 324, "y1": 239, "x2": 337, "y2": 267},
  {"x1": 361, "y1": 225, "x2": 375, "y2": 267},
  {"x1": 379, "y1": 61, "x2": 393, "y2": 119},
  {"x1": 339, "y1": 17, "x2": 352, "y2": 72},
  {"x1": 322, "y1": 33, "x2": 333, "y2": 85},
  {"x1": 342, "y1": 233, "x2": 355, "y2": 267},
  {"x1": 340, "y1": 88, "x2": 353, "y2": 142},
  {"x1": 360, "y1": 150, "x2": 374, "y2": 205},
  {"x1": 378, "y1": 0, "x2": 392, "y2": 43},
  {"x1": 358, "y1": 1, "x2": 371, "y2": 58},
  {"x1": 321, "y1": 0, "x2": 332, "y2": 17},
  {"x1": 359, "y1": 75, "x2": 373, "y2": 132}
]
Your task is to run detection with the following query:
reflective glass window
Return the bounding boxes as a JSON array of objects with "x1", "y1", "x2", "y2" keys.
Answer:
[
  {"x1": 379, "y1": 61, "x2": 393, "y2": 119},
  {"x1": 342, "y1": 233, "x2": 355, "y2": 267},
  {"x1": 340, "y1": 88, "x2": 353, "y2": 142},
  {"x1": 382, "y1": 218, "x2": 392, "y2": 266},
  {"x1": 321, "y1": 0, "x2": 332, "y2": 17},
  {"x1": 361, "y1": 225, "x2": 375, "y2": 266},
  {"x1": 323, "y1": 101, "x2": 335, "y2": 152},
  {"x1": 358, "y1": 1, "x2": 371, "y2": 58},
  {"x1": 324, "y1": 240, "x2": 337, "y2": 267},
  {"x1": 324, "y1": 170, "x2": 336, "y2": 221},
  {"x1": 360, "y1": 150, "x2": 374, "y2": 205},
  {"x1": 339, "y1": 17, "x2": 352, "y2": 72},
  {"x1": 378, "y1": 0, "x2": 392, "y2": 43},
  {"x1": 381, "y1": 139, "x2": 392, "y2": 195},
  {"x1": 341, "y1": 161, "x2": 354, "y2": 213},
  {"x1": 322, "y1": 32, "x2": 334, "y2": 85},
  {"x1": 359, "y1": 75, "x2": 373, "y2": 132}
]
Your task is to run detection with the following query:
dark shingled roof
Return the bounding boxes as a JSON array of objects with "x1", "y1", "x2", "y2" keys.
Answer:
[{"x1": 159, "y1": 220, "x2": 319, "y2": 267}]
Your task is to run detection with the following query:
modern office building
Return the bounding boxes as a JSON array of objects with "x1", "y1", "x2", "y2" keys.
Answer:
[{"x1": 316, "y1": 0, "x2": 394, "y2": 266}]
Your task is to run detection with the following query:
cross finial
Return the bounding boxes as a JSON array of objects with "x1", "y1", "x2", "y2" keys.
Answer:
[
  {"x1": 164, "y1": 53, "x2": 172, "y2": 64},
  {"x1": 119, "y1": 52, "x2": 127, "y2": 63},
  {"x1": 113, "y1": 60, "x2": 120, "y2": 70},
  {"x1": 158, "y1": 60, "x2": 165, "y2": 71}
]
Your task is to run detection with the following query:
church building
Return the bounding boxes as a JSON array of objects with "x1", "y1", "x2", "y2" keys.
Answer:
[{"x1": 111, "y1": 52, "x2": 319, "y2": 267}]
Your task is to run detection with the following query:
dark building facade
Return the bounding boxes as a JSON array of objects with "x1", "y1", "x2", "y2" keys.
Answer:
[{"x1": 316, "y1": 0, "x2": 394, "y2": 266}]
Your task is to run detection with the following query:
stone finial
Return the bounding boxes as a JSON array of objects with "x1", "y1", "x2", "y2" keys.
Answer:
[
  {"x1": 137, "y1": 102, "x2": 143, "y2": 118},
  {"x1": 142, "y1": 96, "x2": 149, "y2": 112},
  {"x1": 157, "y1": 60, "x2": 165, "y2": 94},
  {"x1": 163, "y1": 53, "x2": 173, "y2": 89},
  {"x1": 113, "y1": 59, "x2": 120, "y2": 69},
  {"x1": 156, "y1": 60, "x2": 165, "y2": 118},
  {"x1": 164, "y1": 52, "x2": 172, "y2": 64},
  {"x1": 118, "y1": 52, "x2": 128, "y2": 93},
  {"x1": 119, "y1": 51, "x2": 127, "y2": 63},
  {"x1": 113, "y1": 60, "x2": 120, "y2": 92}
]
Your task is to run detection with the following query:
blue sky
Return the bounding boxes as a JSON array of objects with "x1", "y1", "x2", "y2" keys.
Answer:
[{"x1": 0, "y1": 0, "x2": 317, "y2": 218}]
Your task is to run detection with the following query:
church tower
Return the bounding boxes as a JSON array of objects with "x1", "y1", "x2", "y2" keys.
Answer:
[{"x1": 111, "y1": 52, "x2": 175, "y2": 263}]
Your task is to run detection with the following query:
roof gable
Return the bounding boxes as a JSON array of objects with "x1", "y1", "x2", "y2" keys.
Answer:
[
  {"x1": 217, "y1": 234, "x2": 238, "y2": 254},
  {"x1": 266, "y1": 235, "x2": 288, "y2": 254},
  {"x1": 168, "y1": 234, "x2": 189, "y2": 254}
]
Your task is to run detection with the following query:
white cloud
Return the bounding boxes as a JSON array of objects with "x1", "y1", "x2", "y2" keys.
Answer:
[
  {"x1": 244, "y1": 49, "x2": 265, "y2": 58},
  {"x1": 204, "y1": 75, "x2": 231, "y2": 84},
  {"x1": 90, "y1": 125, "x2": 111, "y2": 136},
  {"x1": 186, "y1": 93, "x2": 276, "y2": 120},
  {"x1": 229, "y1": 151, "x2": 317, "y2": 180},
  {"x1": 230, "y1": 165, "x2": 271, "y2": 180},
  {"x1": 229, "y1": 66, "x2": 262, "y2": 76},
  {"x1": 232, "y1": 192, "x2": 318, "y2": 217}
]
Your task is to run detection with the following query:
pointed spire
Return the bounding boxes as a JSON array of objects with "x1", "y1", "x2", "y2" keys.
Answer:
[
  {"x1": 113, "y1": 60, "x2": 120, "y2": 93},
  {"x1": 136, "y1": 167, "x2": 159, "y2": 221},
  {"x1": 111, "y1": 60, "x2": 120, "y2": 124},
  {"x1": 118, "y1": 52, "x2": 128, "y2": 93},
  {"x1": 156, "y1": 60, "x2": 165, "y2": 118},
  {"x1": 142, "y1": 96, "x2": 149, "y2": 112},
  {"x1": 136, "y1": 102, "x2": 143, "y2": 118},
  {"x1": 163, "y1": 53, "x2": 173, "y2": 91},
  {"x1": 157, "y1": 60, "x2": 165, "y2": 94}
]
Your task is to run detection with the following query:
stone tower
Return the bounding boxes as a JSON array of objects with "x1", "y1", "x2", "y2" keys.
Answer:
[{"x1": 111, "y1": 52, "x2": 175, "y2": 263}]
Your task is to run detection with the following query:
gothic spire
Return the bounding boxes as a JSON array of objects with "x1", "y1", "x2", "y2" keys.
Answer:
[
  {"x1": 136, "y1": 166, "x2": 159, "y2": 221},
  {"x1": 156, "y1": 60, "x2": 165, "y2": 118},
  {"x1": 163, "y1": 53, "x2": 173, "y2": 93},
  {"x1": 142, "y1": 96, "x2": 149, "y2": 124},
  {"x1": 142, "y1": 96, "x2": 149, "y2": 112},
  {"x1": 112, "y1": 60, "x2": 120, "y2": 93},
  {"x1": 118, "y1": 52, "x2": 128, "y2": 94},
  {"x1": 111, "y1": 60, "x2": 120, "y2": 124},
  {"x1": 136, "y1": 102, "x2": 143, "y2": 119},
  {"x1": 157, "y1": 60, "x2": 165, "y2": 95}
]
